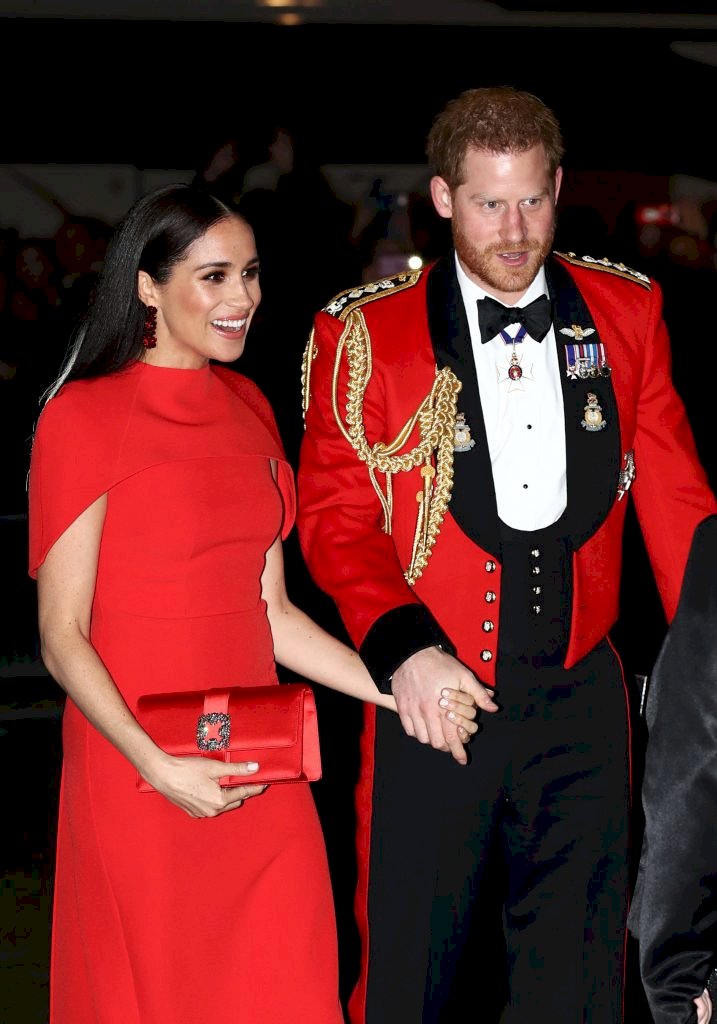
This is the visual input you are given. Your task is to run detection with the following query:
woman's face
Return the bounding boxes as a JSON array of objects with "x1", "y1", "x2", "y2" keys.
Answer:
[{"x1": 138, "y1": 216, "x2": 261, "y2": 369}]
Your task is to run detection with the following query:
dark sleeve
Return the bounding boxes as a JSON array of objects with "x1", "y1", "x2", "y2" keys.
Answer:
[
  {"x1": 359, "y1": 605, "x2": 456, "y2": 694},
  {"x1": 628, "y1": 514, "x2": 717, "y2": 1023}
]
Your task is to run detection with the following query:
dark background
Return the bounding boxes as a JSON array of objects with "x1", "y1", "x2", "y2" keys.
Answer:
[
  {"x1": 3, "y1": 20, "x2": 717, "y2": 175},
  {"x1": 2, "y1": 9, "x2": 717, "y2": 1022}
]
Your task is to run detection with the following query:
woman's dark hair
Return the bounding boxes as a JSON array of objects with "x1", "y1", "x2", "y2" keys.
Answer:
[{"x1": 47, "y1": 183, "x2": 237, "y2": 396}]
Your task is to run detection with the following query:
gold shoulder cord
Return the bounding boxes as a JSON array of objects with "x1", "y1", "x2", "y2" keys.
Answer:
[
  {"x1": 331, "y1": 307, "x2": 461, "y2": 585},
  {"x1": 301, "y1": 327, "x2": 316, "y2": 421}
]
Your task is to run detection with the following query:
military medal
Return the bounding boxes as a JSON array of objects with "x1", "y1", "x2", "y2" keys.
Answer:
[
  {"x1": 453, "y1": 412, "x2": 476, "y2": 452},
  {"x1": 496, "y1": 325, "x2": 534, "y2": 391},
  {"x1": 581, "y1": 392, "x2": 607, "y2": 431},
  {"x1": 501, "y1": 325, "x2": 526, "y2": 374},
  {"x1": 617, "y1": 449, "x2": 636, "y2": 500},
  {"x1": 563, "y1": 332, "x2": 612, "y2": 380},
  {"x1": 508, "y1": 351, "x2": 522, "y2": 380}
]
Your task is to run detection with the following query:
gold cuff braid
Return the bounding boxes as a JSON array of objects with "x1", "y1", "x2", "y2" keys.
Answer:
[{"x1": 331, "y1": 308, "x2": 461, "y2": 585}]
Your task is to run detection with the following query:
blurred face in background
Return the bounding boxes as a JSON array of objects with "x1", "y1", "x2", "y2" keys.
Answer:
[{"x1": 430, "y1": 143, "x2": 562, "y2": 304}]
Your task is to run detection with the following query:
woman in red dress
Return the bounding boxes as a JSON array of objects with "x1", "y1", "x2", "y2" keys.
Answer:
[{"x1": 29, "y1": 184, "x2": 480, "y2": 1023}]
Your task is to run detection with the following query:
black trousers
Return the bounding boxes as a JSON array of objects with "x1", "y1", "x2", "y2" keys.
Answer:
[{"x1": 359, "y1": 641, "x2": 630, "y2": 1024}]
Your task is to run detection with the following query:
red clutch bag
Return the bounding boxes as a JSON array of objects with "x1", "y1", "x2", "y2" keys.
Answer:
[{"x1": 135, "y1": 683, "x2": 321, "y2": 792}]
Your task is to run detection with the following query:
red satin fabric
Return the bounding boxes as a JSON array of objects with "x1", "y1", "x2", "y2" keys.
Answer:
[{"x1": 135, "y1": 683, "x2": 322, "y2": 789}]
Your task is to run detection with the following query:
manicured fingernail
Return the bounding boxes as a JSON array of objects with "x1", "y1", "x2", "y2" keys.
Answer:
[
  {"x1": 447, "y1": 711, "x2": 456, "y2": 721},
  {"x1": 246, "y1": 762, "x2": 259, "y2": 771},
  {"x1": 441, "y1": 688, "x2": 451, "y2": 697},
  {"x1": 439, "y1": 698, "x2": 449, "y2": 707}
]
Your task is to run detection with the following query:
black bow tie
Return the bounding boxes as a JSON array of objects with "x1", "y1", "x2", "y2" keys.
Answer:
[{"x1": 477, "y1": 293, "x2": 553, "y2": 343}]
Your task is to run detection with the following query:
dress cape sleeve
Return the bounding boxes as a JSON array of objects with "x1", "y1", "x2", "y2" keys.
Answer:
[
  {"x1": 28, "y1": 384, "x2": 118, "y2": 579},
  {"x1": 212, "y1": 366, "x2": 296, "y2": 540}
]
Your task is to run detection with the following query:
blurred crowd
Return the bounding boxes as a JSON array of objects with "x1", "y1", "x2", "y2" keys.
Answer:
[{"x1": 3, "y1": 130, "x2": 717, "y2": 514}]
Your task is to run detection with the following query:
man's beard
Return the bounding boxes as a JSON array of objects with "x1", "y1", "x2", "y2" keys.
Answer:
[{"x1": 453, "y1": 220, "x2": 555, "y2": 297}]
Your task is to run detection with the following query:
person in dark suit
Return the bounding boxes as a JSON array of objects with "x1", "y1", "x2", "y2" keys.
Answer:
[
  {"x1": 629, "y1": 514, "x2": 717, "y2": 1024},
  {"x1": 296, "y1": 86, "x2": 717, "y2": 1022}
]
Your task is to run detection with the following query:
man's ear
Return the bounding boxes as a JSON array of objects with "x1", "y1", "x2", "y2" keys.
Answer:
[
  {"x1": 553, "y1": 166, "x2": 563, "y2": 205},
  {"x1": 137, "y1": 270, "x2": 158, "y2": 307},
  {"x1": 430, "y1": 176, "x2": 453, "y2": 220}
]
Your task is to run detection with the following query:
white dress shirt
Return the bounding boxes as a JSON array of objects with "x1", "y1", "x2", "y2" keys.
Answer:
[{"x1": 455, "y1": 255, "x2": 567, "y2": 531}]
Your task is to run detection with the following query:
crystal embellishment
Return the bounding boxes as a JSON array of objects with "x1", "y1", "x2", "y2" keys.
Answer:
[{"x1": 196, "y1": 712, "x2": 232, "y2": 751}]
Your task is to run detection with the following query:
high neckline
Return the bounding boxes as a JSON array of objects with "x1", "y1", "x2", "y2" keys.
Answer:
[{"x1": 128, "y1": 358, "x2": 213, "y2": 376}]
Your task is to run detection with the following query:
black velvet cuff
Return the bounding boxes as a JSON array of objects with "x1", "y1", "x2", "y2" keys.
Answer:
[{"x1": 359, "y1": 604, "x2": 456, "y2": 695}]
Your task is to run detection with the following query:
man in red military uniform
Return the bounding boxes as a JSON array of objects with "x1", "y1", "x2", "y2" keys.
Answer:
[{"x1": 297, "y1": 87, "x2": 717, "y2": 1023}]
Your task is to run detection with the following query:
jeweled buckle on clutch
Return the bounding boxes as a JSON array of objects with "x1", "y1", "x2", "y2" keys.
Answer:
[{"x1": 196, "y1": 712, "x2": 231, "y2": 751}]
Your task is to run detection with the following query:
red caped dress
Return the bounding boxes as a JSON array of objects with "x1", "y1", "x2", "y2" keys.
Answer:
[{"x1": 28, "y1": 361, "x2": 342, "y2": 1024}]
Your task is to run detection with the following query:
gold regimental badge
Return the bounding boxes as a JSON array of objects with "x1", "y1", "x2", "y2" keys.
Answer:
[
  {"x1": 453, "y1": 413, "x2": 476, "y2": 452},
  {"x1": 581, "y1": 392, "x2": 607, "y2": 432}
]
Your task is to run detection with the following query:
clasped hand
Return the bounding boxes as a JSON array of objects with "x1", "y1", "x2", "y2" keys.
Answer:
[
  {"x1": 143, "y1": 753, "x2": 267, "y2": 818},
  {"x1": 391, "y1": 646, "x2": 499, "y2": 764},
  {"x1": 695, "y1": 988, "x2": 713, "y2": 1024}
]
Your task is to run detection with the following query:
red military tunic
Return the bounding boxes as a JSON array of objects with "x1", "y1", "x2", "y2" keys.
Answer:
[{"x1": 298, "y1": 252, "x2": 716, "y2": 690}]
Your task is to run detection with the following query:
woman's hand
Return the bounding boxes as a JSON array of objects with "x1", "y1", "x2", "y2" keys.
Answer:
[
  {"x1": 143, "y1": 754, "x2": 267, "y2": 818},
  {"x1": 438, "y1": 687, "x2": 483, "y2": 744},
  {"x1": 695, "y1": 989, "x2": 713, "y2": 1024}
]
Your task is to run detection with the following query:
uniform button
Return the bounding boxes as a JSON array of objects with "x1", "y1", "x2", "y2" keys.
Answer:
[
  {"x1": 480, "y1": 649, "x2": 493, "y2": 662},
  {"x1": 485, "y1": 591, "x2": 496, "y2": 603},
  {"x1": 532, "y1": 605, "x2": 542, "y2": 615},
  {"x1": 531, "y1": 566, "x2": 541, "y2": 576},
  {"x1": 531, "y1": 548, "x2": 541, "y2": 558},
  {"x1": 485, "y1": 560, "x2": 496, "y2": 573},
  {"x1": 482, "y1": 620, "x2": 494, "y2": 632},
  {"x1": 532, "y1": 585, "x2": 542, "y2": 595}
]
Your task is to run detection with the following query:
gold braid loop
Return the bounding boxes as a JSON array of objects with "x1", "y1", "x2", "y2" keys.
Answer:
[{"x1": 332, "y1": 308, "x2": 462, "y2": 586}]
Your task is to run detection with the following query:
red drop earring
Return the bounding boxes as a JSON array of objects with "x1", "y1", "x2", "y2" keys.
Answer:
[{"x1": 142, "y1": 305, "x2": 158, "y2": 349}]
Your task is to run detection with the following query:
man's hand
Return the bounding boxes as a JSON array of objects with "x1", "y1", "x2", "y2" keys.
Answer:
[{"x1": 391, "y1": 647, "x2": 498, "y2": 764}]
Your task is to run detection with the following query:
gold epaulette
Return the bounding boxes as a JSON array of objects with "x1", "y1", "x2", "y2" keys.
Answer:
[
  {"x1": 555, "y1": 250, "x2": 651, "y2": 290},
  {"x1": 302, "y1": 269, "x2": 423, "y2": 419},
  {"x1": 322, "y1": 270, "x2": 423, "y2": 322}
]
